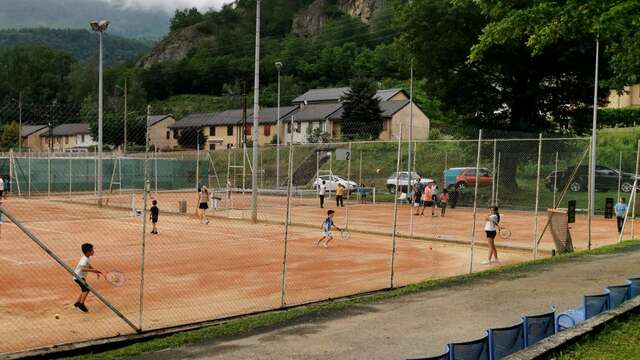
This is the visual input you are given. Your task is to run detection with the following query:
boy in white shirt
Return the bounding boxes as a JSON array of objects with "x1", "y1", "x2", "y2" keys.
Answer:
[
  {"x1": 316, "y1": 210, "x2": 342, "y2": 248},
  {"x1": 318, "y1": 180, "x2": 326, "y2": 208},
  {"x1": 73, "y1": 243, "x2": 102, "y2": 313}
]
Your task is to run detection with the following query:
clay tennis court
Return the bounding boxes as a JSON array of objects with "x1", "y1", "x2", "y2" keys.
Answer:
[{"x1": 0, "y1": 190, "x2": 624, "y2": 354}]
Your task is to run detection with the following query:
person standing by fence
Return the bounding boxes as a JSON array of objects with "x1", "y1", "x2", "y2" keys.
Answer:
[
  {"x1": 615, "y1": 197, "x2": 627, "y2": 234},
  {"x1": 335, "y1": 183, "x2": 345, "y2": 207},
  {"x1": 318, "y1": 180, "x2": 326, "y2": 208}
]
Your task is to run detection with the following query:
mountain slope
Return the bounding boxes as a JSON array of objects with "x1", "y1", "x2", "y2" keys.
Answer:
[
  {"x1": 0, "y1": 0, "x2": 170, "y2": 39},
  {"x1": 0, "y1": 28, "x2": 151, "y2": 64}
]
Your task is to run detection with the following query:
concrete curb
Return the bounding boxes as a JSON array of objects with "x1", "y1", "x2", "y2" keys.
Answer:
[{"x1": 504, "y1": 295, "x2": 640, "y2": 359}]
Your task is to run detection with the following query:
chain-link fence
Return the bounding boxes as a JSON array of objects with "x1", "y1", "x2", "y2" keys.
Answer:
[{"x1": 1, "y1": 100, "x2": 639, "y2": 355}]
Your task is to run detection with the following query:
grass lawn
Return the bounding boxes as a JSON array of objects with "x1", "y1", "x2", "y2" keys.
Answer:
[
  {"x1": 55, "y1": 240, "x2": 640, "y2": 360},
  {"x1": 548, "y1": 314, "x2": 640, "y2": 360}
]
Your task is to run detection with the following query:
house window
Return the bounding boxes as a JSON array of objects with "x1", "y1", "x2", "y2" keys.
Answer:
[
  {"x1": 166, "y1": 131, "x2": 170, "y2": 139},
  {"x1": 244, "y1": 124, "x2": 252, "y2": 136},
  {"x1": 227, "y1": 126, "x2": 233, "y2": 136},
  {"x1": 173, "y1": 129, "x2": 179, "y2": 139},
  {"x1": 210, "y1": 127, "x2": 216, "y2": 136},
  {"x1": 382, "y1": 119, "x2": 389, "y2": 131},
  {"x1": 287, "y1": 123, "x2": 291, "y2": 133},
  {"x1": 264, "y1": 125, "x2": 271, "y2": 136},
  {"x1": 210, "y1": 144, "x2": 215, "y2": 151},
  {"x1": 81, "y1": 134, "x2": 85, "y2": 142},
  {"x1": 295, "y1": 122, "x2": 301, "y2": 133}
]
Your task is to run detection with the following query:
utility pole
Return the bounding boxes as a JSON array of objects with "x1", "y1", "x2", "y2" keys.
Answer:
[{"x1": 242, "y1": 81, "x2": 247, "y2": 146}]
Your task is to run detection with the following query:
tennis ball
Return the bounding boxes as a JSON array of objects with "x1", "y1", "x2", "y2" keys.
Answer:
[
  {"x1": 376, "y1": 168, "x2": 381, "y2": 173},
  {"x1": 54, "y1": 314, "x2": 60, "y2": 319}
]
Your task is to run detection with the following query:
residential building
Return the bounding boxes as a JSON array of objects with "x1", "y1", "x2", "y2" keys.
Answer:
[
  {"x1": 21, "y1": 125, "x2": 48, "y2": 152},
  {"x1": 291, "y1": 87, "x2": 430, "y2": 141},
  {"x1": 148, "y1": 114, "x2": 178, "y2": 150},
  {"x1": 607, "y1": 84, "x2": 640, "y2": 109},
  {"x1": 169, "y1": 107, "x2": 298, "y2": 150},
  {"x1": 329, "y1": 100, "x2": 430, "y2": 140},
  {"x1": 40, "y1": 123, "x2": 96, "y2": 152},
  {"x1": 284, "y1": 103, "x2": 342, "y2": 144}
]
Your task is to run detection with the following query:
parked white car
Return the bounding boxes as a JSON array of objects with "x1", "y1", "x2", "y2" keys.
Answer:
[
  {"x1": 313, "y1": 175, "x2": 358, "y2": 192},
  {"x1": 386, "y1": 172, "x2": 434, "y2": 193}
]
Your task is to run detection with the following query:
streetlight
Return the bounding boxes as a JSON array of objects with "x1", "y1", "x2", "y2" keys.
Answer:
[
  {"x1": 275, "y1": 61, "x2": 283, "y2": 188},
  {"x1": 90, "y1": 19, "x2": 109, "y2": 206},
  {"x1": 250, "y1": 0, "x2": 261, "y2": 223}
]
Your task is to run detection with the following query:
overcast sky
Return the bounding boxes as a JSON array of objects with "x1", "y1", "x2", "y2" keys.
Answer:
[{"x1": 98, "y1": 0, "x2": 235, "y2": 13}]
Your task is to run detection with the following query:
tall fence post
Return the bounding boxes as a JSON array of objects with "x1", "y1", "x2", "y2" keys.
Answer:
[
  {"x1": 390, "y1": 123, "x2": 403, "y2": 288},
  {"x1": 553, "y1": 152, "x2": 559, "y2": 208},
  {"x1": 632, "y1": 140, "x2": 640, "y2": 239},
  {"x1": 587, "y1": 137, "x2": 593, "y2": 250},
  {"x1": 469, "y1": 130, "x2": 483, "y2": 273},
  {"x1": 138, "y1": 105, "x2": 151, "y2": 330},
  {"x1": 533, "y1": 134, "x2": 543, "y2": 259},
  {"x1": 491, "y1": 139, "x2": 497, "y2": 206},
  {"x1": 495, "y1": 153, "x2": 501, "y2": 206},
  {"x1": 69, "y1": 157, "x2": 72, "y2": 195},
  {"x1": 28, "y1": 149, "x2": 31, "y2": 197},
  {"x1": 47, "y1": 151, "x2": 51, "y2": 198},
  {"x1": 280, "y1": 132, "x2": 294, "y2": 307},
  {"x1": 617, "y1": 151, "x2": 622, "y2": 204},
  {"x1": 345, "y1": 142, "x2": 352, "y2": 229}
]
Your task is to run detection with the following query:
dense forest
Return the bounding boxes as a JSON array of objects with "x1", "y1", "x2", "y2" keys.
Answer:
[
  {"x1": 0, "y1": 0, "x2": 639, "y2": 140},
  {"x1": 0, "y1": 28, "x2": 151, "y2": 65}
]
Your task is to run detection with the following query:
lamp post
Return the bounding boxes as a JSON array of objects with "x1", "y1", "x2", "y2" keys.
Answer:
[
  {"x1": 90, "y1": 19, "x2": 109, "y2": 206},
  {"x1": 275, "y1": 61, "x2": 283, "y2": 188}
]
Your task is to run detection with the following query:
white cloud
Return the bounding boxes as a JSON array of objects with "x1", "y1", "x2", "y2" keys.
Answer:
[{"x1": 97, "y1": 0, "x2": 235, "y2": 14}]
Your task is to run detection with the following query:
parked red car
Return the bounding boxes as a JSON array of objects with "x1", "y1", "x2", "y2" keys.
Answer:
[{"x1": 446, "y1": 167, "x2": 493, "y2": 190}]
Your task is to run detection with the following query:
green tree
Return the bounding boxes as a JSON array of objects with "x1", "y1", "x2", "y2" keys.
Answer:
[
  {"x1": 340, "y1": 79, "x2": 383, "y2": 140},
  {"x1": 177, "y1": 127, "x2": 206, "y2": 149},
  {"x1": 306, "y1": 127, "x2": 329, "y2": 143},
  {"x1": 0, "y1": 121, "x2": 20, "y2": 151},
  {"x1": 170, "y1": 8, "x2": 205, "y2": 31}
]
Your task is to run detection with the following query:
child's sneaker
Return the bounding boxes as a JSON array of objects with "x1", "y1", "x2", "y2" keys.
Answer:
[
  {"x1": 480, "y1": 260, "x2": 491, "y2": 265},
  {"x1": 490, "y1": 259, "x2": 500, "y2": 264},
  {"x1": 76, "y1": 303, "x2": 88, "y2": 313}
]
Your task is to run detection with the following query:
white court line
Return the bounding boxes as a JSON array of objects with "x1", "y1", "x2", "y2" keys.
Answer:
[{"x1": 0, "y1": 255, "x2": 24, "y2": 265}]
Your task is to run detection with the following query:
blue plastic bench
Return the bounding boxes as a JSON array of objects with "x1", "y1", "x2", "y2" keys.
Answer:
[
  {"x1": 488, "y1": 321, "x2": 525, "y2": 360},
  {"x1": 522, "y1": 308, "x2": 556, "y2": 347},
  {"x1": 406, "y1": 347, "x2": 450, "y2": 360},
  {"x1": 448, "y1": 333, "x2": 490, "y2": 360},
  {"x1": 627, "y1": 277, "x2": 640, "y2": 298},
  {"x1": 556, "y1": 290, "x2": 610, "y2": 331},
  {"x1": 608, "y1": 283, "x2": 631, "y2": 308}
]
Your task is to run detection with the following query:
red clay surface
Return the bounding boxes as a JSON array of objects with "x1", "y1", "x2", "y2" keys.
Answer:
[{"x1": 0, "y1": 191, "x2": 626, "y2": 354}]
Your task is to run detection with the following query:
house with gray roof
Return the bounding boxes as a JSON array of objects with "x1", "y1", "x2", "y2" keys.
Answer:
[
  {"x1": 147, "y1": 114, "x2": 178, "y2": 150},
  {"x1": 40, "y1": 123, "x2": 96, "y2": 152},
  {"x1": 291, "y1": 87, "x2": 430, "y2": 141},
  {"x1": 283, "y1": 103, "x2": 342, "y2": 144},
  {"x1": 292, "y1": 87, "x2": 408, "y2": 105},
  {"x1": 21, "y1": 124, "x2": 49, "y2": 152},
  {"x1": 169, "y1": 107, "x2": 299, "y2": 150}
]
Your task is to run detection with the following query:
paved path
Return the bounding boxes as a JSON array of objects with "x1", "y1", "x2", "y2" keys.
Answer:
[{"x1": 130, "y1": 249, "x2": 640, "y2": 360}]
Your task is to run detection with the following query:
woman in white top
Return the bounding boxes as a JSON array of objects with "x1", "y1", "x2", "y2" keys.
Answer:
[{"x1": 482, "y1": 206, "x2": 501, "y2": 265}]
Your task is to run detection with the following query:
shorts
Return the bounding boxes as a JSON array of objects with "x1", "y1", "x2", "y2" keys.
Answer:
[
  {"x1": 486, "y1": 230, "x2": 497, "y2": 239},
  {"x1": 322, "y1": 231, "x2": 332, "y2": 238},
  {"x1": 199, "y1": 202, "x2": 209, "y2": 210},
  {"x1": 425, "y1": 201, "x2": 434, "y2": 207},
  {"x1": 75, "y1": 278, "x2": 90, "y2": 292},
  {"x1": 151, "y1": 217, "x2": 158, "y2": 224}
]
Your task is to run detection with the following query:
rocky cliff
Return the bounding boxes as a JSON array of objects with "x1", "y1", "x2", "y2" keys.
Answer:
[
  {"x1": 137, "y1": 25, "x2": 216, "y2": 69},
  {"x1": 139, "y1": 0, "x2": 383, "y2": 68}
]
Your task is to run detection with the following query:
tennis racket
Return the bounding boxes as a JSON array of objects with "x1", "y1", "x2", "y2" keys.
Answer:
[
  {"x1": 341, "y1": 229, "x2": 351, "y2": 240},
  {"x1": 105, "y1": 270, "x2": 126, "y2": 287},
  {"x1": 499, "y1": 228, "x2": 512, "y2": 240}
]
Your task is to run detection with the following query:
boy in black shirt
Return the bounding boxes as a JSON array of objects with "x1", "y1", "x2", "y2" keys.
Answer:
[{"x1": 150, "y1": 200, "x2": 159, "y2": 234}]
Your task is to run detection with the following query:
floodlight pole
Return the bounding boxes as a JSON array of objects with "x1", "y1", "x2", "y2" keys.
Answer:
[
  {"x1": 250, "y1": 0, "x2": 261, "y2": 223},
  {"x1": 90, "y1": 20, "x2": 109, "y2": 207},
  {"x1": 589, "y1": 39, "x2": 599, "y2": 217}
]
